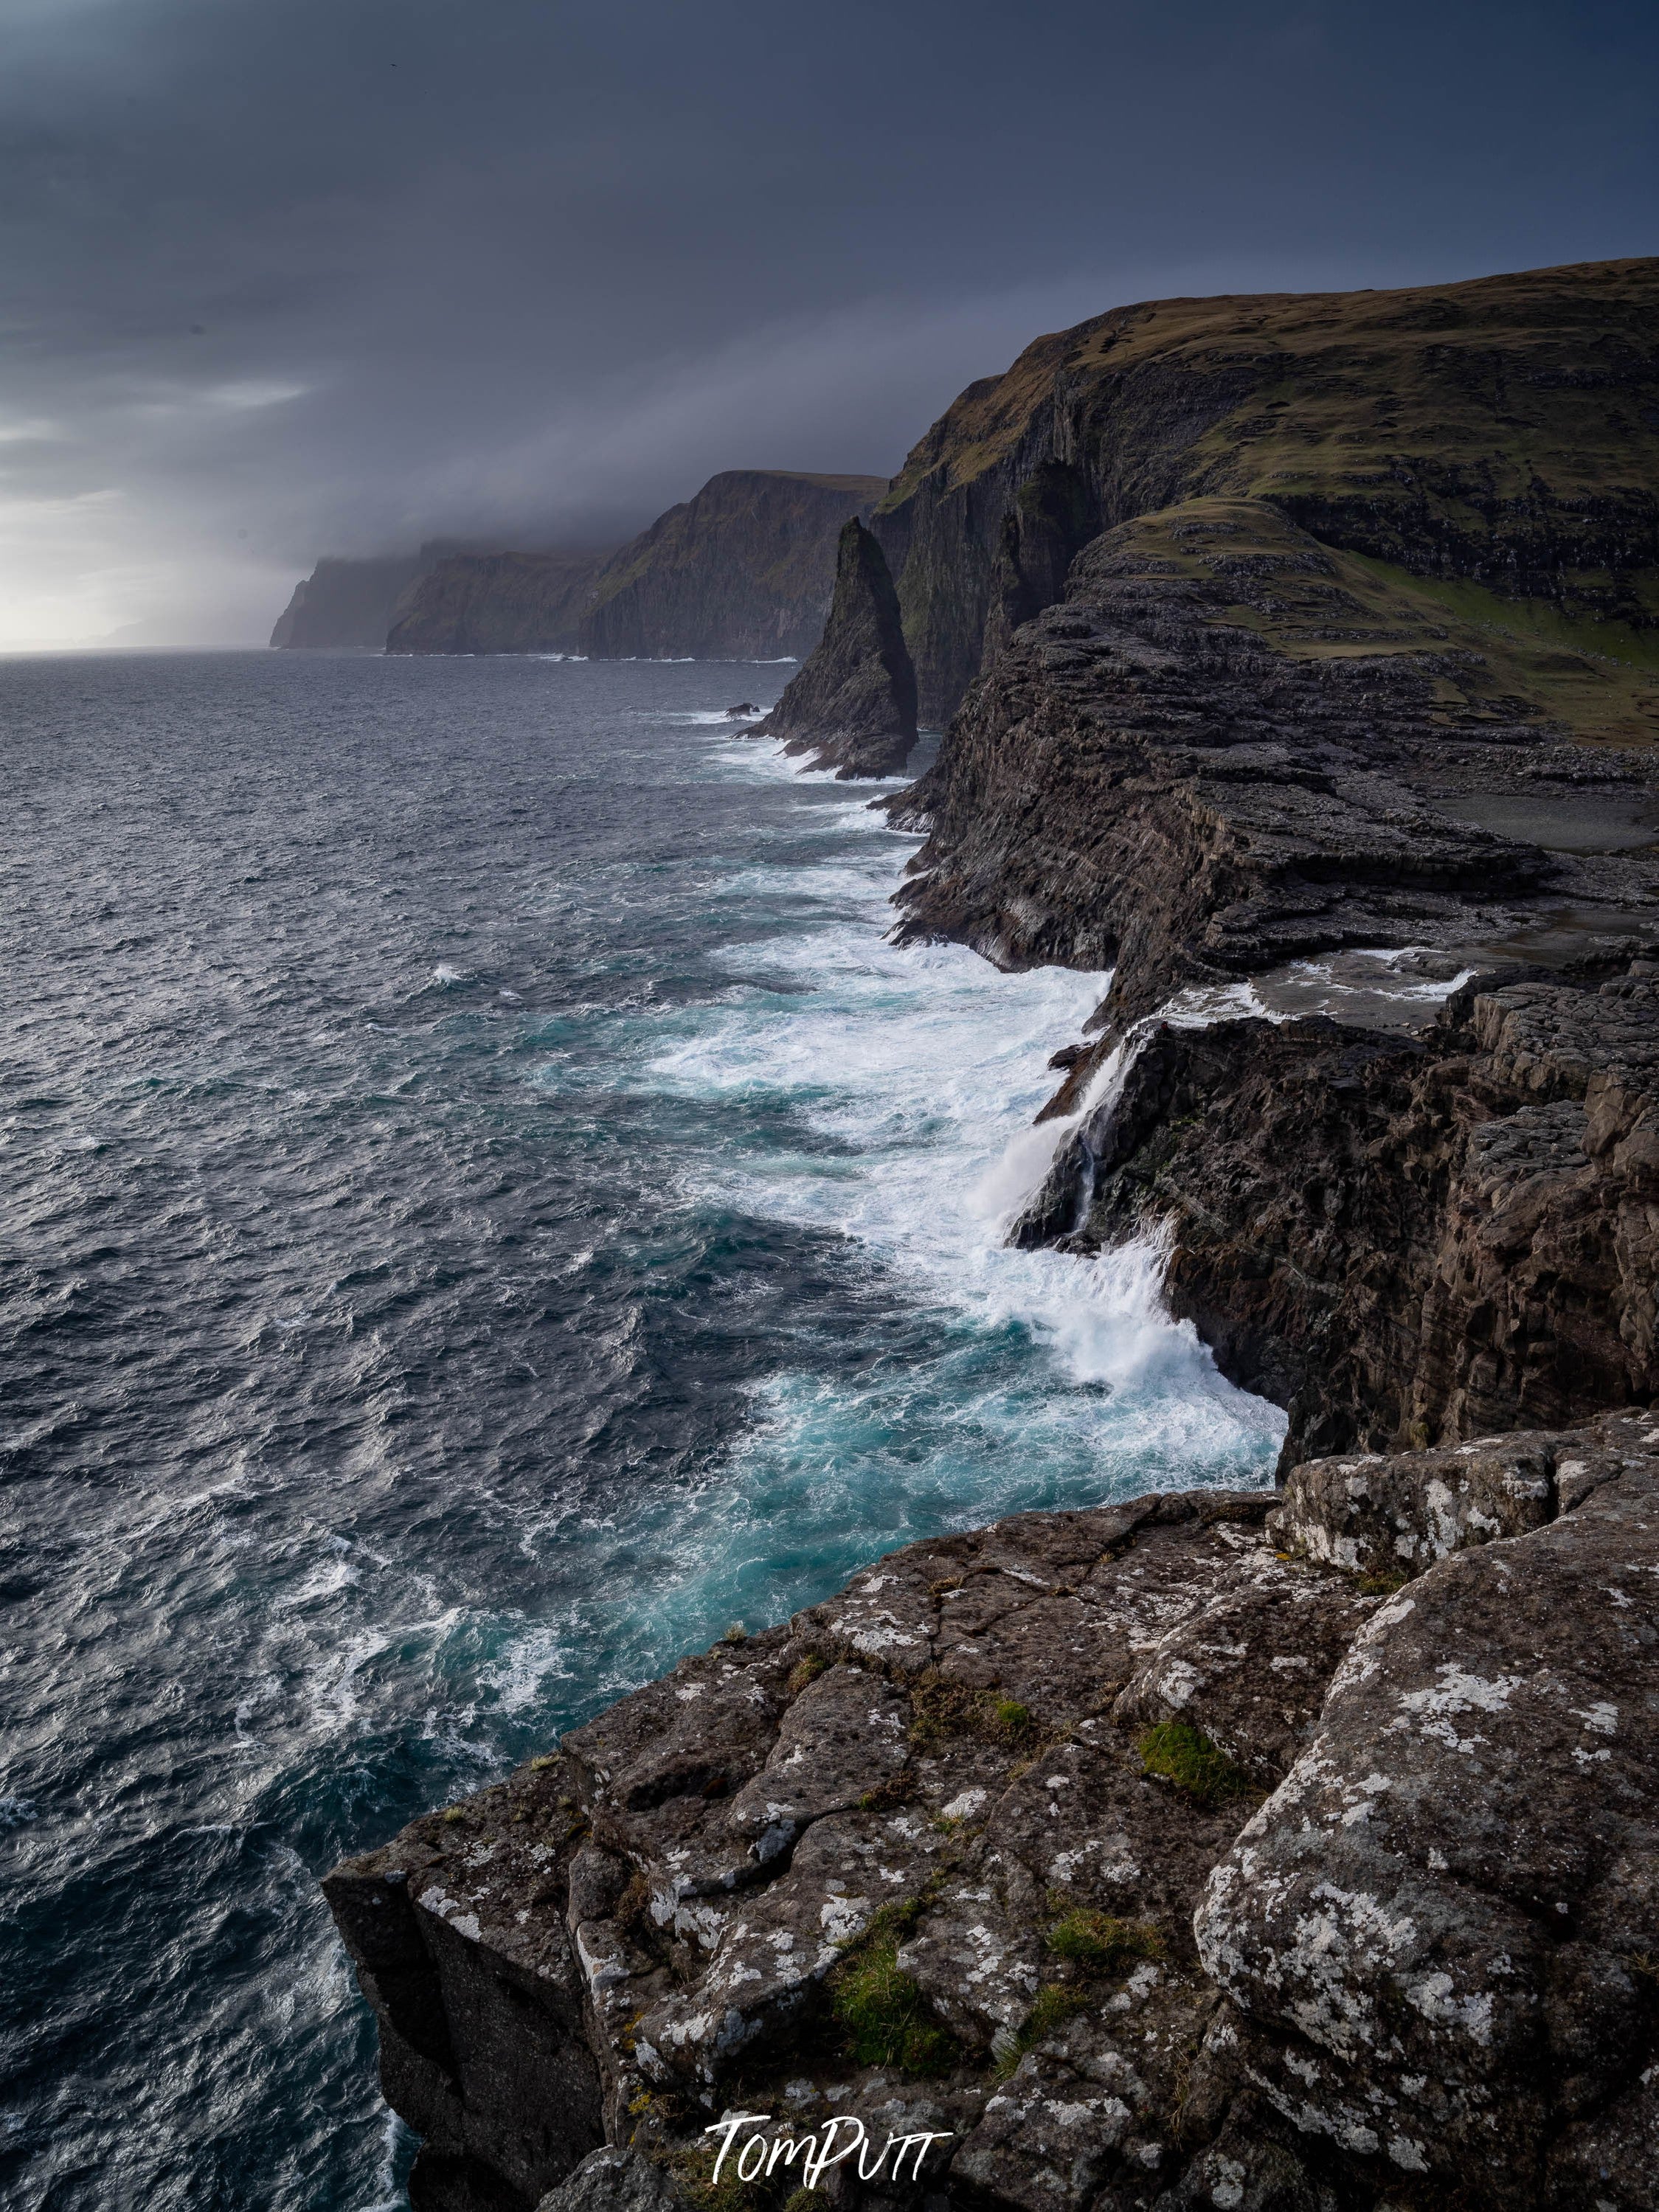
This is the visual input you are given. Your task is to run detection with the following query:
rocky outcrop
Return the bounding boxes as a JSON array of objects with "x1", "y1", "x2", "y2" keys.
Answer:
[
  {"x1": 752, "y1": 519, "x2": 918, "y2": 777},
  {"x1": 871, "y1": 256, "x2": 1659, "y2": 721},
  {"x1": 1201, "y1": 1416, "x2": 1659, "y2": 2211},
  {"x1": 327, "y1": 1414, "x2": 1659, "y2": 2212},
  {"x1": 386, "y1": 549, "x2": 614, "y2": 655},
  {"x1": 578, "y1": 472, "x2": 887, "y2": 662},
  {"x1": 270, "y1": 549, "x2": 437, "y2": 648},
  {"x1": 891, "y1": 499, "x2": 1659, "y2": 1027},
  {"x1": 1015, "y1": 963, "x2": 1659, "y2": 1463}
]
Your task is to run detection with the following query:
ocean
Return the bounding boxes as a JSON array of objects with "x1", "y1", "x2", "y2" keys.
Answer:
[{"x1": 0, "y1": 651, "x2": 1284, "y2": 2210}]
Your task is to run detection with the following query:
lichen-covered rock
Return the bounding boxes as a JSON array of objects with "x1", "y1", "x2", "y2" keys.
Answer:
[
  {"x1": 1196, "y1": 1427, "x2": 1659, "y2": 2208},
  {"x1": 535, "y1": 2146, "x2": 682, "y2": 2212},
  {"x1": 1269, "y1": 1435, "x2": 1556, "y2": 1575},
  {"x1": 755, "y1": 519, "x2": 918, "y2": 778},
  {"x1": 326, "y1": 1421, "x2": 1659, "y2": 2211},
  {"x1": 1111, "y1": 1576, "x2": 1383, "y2": 1785}
]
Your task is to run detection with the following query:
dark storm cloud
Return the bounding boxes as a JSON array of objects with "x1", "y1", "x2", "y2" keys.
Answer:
[{"x1": 0, "y1": 0, "x2": 1653, "y2": 642}]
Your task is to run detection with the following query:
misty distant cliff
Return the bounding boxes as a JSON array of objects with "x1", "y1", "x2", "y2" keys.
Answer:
[
  {"x1": 385, "y1": 548, "x2": 614, "y2": 656},
  {"x1": 270, "y1": 544, "x2": 471, "y2": 649},
  {"x1": 577, "y1": 469, "x2": 887, "y2": 660}
]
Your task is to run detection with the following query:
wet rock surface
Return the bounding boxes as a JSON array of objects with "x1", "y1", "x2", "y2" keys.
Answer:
[
  {"x1": 755, "y1": 519, "x2": 918, "y2": 779},
  {"x1": 326, "y1": 1421, "x2": 1659, "y2": 2211},
  {"x1": 1016, "y1": 965, "x2": 1659, "y2": 1462}
]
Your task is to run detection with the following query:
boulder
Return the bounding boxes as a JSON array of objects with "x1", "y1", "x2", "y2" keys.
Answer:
[{"x1": 1196, "y1": 1423, "x2": 1659, "y2": 2208}]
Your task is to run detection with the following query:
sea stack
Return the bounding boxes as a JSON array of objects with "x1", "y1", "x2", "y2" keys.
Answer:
[{"x1": 755, "y1": 517, "x2": 918, "y2": 777}]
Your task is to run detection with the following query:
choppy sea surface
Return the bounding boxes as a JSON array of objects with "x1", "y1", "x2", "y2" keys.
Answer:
[{"x1": 0, "y1": 652, "x2": 1284, "y2": 2211}]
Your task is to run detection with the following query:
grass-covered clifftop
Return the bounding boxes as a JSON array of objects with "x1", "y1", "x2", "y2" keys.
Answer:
[{"x1": 875, "y1": 256, "x2": 1659, "y2": 721}]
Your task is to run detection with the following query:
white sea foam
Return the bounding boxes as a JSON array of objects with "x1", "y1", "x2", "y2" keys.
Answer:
[
  {"x1": 639, "y1": 739, "x2": 1284, "y2": 1506},
  {"x1": 488, "y1": 724, "x2": 1283, "y2": 1716}
]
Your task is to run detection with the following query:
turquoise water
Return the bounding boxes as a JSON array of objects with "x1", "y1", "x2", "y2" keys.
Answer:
[{"x1": 0, "y1": 652, "x2": 1282, "y2": 2209}]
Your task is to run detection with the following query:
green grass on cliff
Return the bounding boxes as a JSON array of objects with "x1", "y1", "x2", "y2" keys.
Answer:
[
  {"x1": 880, "y1": 257, "x2": 1659, "y2": 517},
  {"x1": 1118, "y1": 496, "x2": 1659, "y2": 747}
]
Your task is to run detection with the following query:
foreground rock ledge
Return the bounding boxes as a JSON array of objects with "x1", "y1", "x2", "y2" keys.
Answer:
[{"x1": 325, "y1": 1411, "x2": 1659, "y2": 2212}]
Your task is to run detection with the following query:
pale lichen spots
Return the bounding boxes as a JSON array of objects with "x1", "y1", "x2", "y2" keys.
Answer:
[
  {"x1": 1387, "y1": 2134, "x2": 1430, "y2": 2173},
  {"x1": 1394, "y1": 1665, "x2": 1523, "y2": 1733},
  {"x1": 1404, "y1": 1970, "x2": 1493, "y2": 2047},
  {"x1": 1574, "y1": 1701, "x2": 1618, "y2": 1735}
]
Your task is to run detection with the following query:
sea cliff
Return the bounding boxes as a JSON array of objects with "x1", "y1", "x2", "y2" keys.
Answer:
[
  {"x1": 325, "y1": 257, "x2": 1659, "y2": 2212},
  {"x1": 578, "y1": 471, "x2": 887, "y2": 662},
  {"x1": 387, "y1": 549, "x2": 614, "y2": 656},
  {"x1": 270, "y1": 549, "x2": 437, "y2": 648}
]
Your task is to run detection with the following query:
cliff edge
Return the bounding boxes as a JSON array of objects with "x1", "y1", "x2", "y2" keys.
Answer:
[
  {"x1": 328, "y1": 1418, "x2": 1659, "y2": 2212},
  {"x1": 322, "y1": 260, "x2": 1659, "y2": 2212}
]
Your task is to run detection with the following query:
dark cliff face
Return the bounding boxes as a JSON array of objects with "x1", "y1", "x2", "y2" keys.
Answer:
[
  {"x1": 874, "y1": 255, "x2": 1659, "y2": 721},
  {"x1": 753, "y1": 519, "x2": 918, "y2": 777},
  {"x1": 385, "y1": 549, "x2": 613, "y2": 655},
  {"x1": 1018, "y1": 968, "x2": 1659, "y2": 1463},
  {"x1": 578, "y1": 470, "x2": 887, "y2": 661},
  {"x1": 892, "y1": 495, "x2": 1659, "y2": 1028},
  {"x1": 269, "y1": 551, "x2": 431, "y2": 648}
]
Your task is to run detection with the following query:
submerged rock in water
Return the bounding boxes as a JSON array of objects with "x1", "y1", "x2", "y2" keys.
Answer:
[
  {"x1": 325, "y1": 1416, "x2": 1659, "y2": 2211},
  {"x1": 755, "y1": 519, "x2": 918, "y2": 778}
]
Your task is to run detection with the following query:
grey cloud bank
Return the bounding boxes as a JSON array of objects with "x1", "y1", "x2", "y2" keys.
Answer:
[{"x1": 0, "y1": 0, "x2": 1654, "y2": 645}]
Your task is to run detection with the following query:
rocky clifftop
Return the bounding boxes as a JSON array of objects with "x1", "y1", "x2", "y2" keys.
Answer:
[
  {"x1": 578, "y1": 472, "x2": 887, "y2": 662},
  {"x1": 752, "y1": 519, "x2": 918, "y2": 777},
  {"x1": 328, "y1": 1415, "x2": 1659, "y2": 2212},
  {"x1": 890, "y1": 496, "x2": 1659, "y2": 1027},
  {"x1": 323, "y1": 260, "x2": 1659, "y2": 2212},
  {"x1": 386, "y1": 549, "x2": 614, "y2": 655},
  {"x1": 870, "y1": 256, "x2": 1659, "y2": 721}
]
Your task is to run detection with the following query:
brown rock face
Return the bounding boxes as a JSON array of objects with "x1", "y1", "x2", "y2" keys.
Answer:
[
  {"x1": 578, "y1": 471, "x2": 887, "y2": 662},
  {"x1": 1199, "y1": 1418, "x2": 1659, "y2": 2211},
  {"x1": 891, "y1": 499, "x2": 1659, "y2": 1027},
  {"x1": 754, "y1": 519, "x2": 918, "y2": 777},
  {"x1": 327, "y1": 1418, "x2": 1659, "y2": 2212}
]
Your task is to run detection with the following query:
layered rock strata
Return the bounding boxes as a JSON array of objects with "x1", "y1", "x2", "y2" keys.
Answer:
[
  {"x1": 1015, "y1": 962, "x2": 1659, "y2": 1463},
  {"x1": 890, "y1": 499, "x2": 1659, "y2": 1030},
  {"x1": 752, "y1": 519, "x2": 918, "y2": 777},
  {"x1": 868, "y1": 257, "x2": 1659, "y2": 721},
  {"x1": 327, "y1": 1414, "x2": 1659, "y2": 2212}
]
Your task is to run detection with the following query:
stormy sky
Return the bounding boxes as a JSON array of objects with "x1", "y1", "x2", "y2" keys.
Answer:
[{"x1": 1, "y1": 0, "x2": 1654, "y2": 647}]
